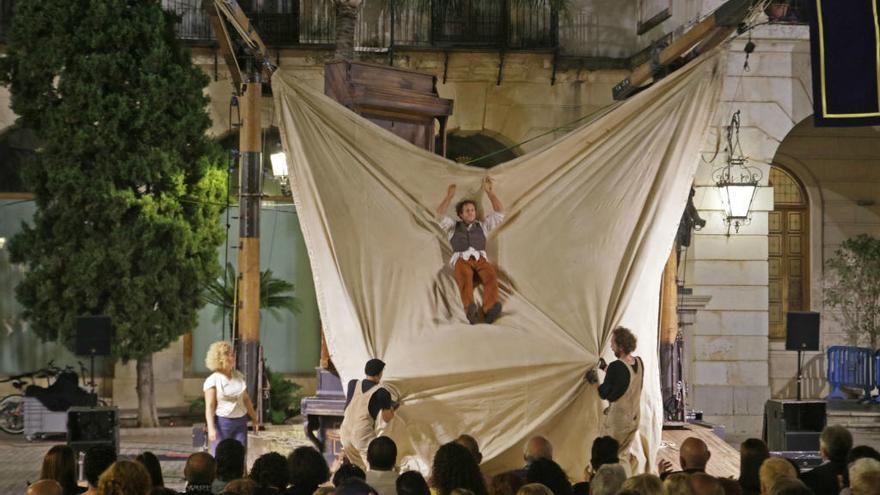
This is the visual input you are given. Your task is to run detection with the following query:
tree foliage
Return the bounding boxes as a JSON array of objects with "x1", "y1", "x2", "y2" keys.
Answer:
[
  {"x1": 824, "y1": 234, "x2": 880, "y2": 348},
  {"x1": 0, "y1": 1, "x2": 225, "y2": 365}
]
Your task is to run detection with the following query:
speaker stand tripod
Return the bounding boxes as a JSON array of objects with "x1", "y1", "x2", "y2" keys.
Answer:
[{"x1": 796, "y1": 348, "x2": 804, "y2": 401}]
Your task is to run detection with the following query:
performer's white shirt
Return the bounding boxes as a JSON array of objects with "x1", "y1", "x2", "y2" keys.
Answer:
[
  {"x1": 203, "y1": 370, "x2": 247, "y2": 418},
  {"x1": 438, "y1": 211, "x2": 505, "y2": 267}
]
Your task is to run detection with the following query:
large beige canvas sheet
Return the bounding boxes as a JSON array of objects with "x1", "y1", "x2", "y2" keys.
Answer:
[{"x1": 272, "y1": 51, "x2": 723, "y2": 476}]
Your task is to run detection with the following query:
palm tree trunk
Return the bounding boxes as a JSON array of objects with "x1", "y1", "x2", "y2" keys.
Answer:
[
  {"x1": 136, "y1": 355, "x2": 159, "y2": 427},
  {"x1": 334, "y1": 2, "x2": 360, "y2": 60}
]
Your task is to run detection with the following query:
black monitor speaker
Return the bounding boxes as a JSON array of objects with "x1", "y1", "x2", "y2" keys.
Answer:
[
  {"x1": 67, "y1": 406, "x2": 119, "y2": 453},
  {"x1": 785, "y1": 311, "x2": 820, "y2": 351},
  {"x1": 75, "y1": 316, "x2": 114, "y2": 356}
]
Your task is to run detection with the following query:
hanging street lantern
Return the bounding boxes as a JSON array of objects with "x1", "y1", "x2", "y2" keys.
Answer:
[{"x1": 713, "y1": 110, "x2": 762, "y2": 235}]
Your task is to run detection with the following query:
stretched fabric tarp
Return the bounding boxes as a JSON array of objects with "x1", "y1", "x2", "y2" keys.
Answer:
[{"x1": 272, "y1": 50, "x2": 723, "y2": 476}]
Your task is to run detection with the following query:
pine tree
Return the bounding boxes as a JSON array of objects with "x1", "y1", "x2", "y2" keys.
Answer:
[{"x1": 0, "y1": 0, "x2": 226, "y2": 426}]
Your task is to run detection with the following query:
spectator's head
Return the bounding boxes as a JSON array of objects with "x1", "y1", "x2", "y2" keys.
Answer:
[
  {"x1": 488, "y1": 472, "x2": 525, "y2": 495},
  {"x1": 367, "y1": 436, "x2": 397, "y2": 471},
  {"x1": 456, "y1": 434, "x2": 483, "y2": 465},
  {"x1": 365, "y1": 358, "x2": 386, "y2": 379},
  {"x1": 663, "y1": 473, "x2": 694, "y2": 495},
  {"x1": 820, "y1": 425, "x2": 853, "y2": 462},
  {"x1": 766, "y1": 478, "x2": 811, "y2": 495},
  {"x1": 759, "y1": 458, "x2": 797, "y2": 494},
  {"x1": 611, "y1": 327, "x2": 637, "y2": 357},
  {"x1": 26, "y1": 480, "x2": 63, "y2": 495},
  {"x1": 223, "y1": 477, "x2": 258, "y2": 495},
  {"x1": 589, "y1": 436, "x2": 620, "y2": 472},
  {"x1": 515, "y1": 484, "x2": 553, "y2": 495},
  {"x1": 216, "y1": 439, "x2": 246, "y2": 481},
  {"x1": 739, "y1": 439, "x2": 769, "y2": 494},
  {"x1": 590, "y1": 463, "x2": 626, "y2": 495},
  {"x1": 432, "y1": 441, "x2": 488, "y2": 495},
  {"x1": 40, "y1": 445, "x2": 78, "y2": 492},
  {"x1": 690, "y1": 473, "x2": 723, "y2": 495},
  {"x1": 83, "y1": 444, "x2": 117, "y2": 488},
  {"x1": 397, "y1": 470, "x2": 431, "y2": 495},
  {"x1": 249, "y1": 451, "x2": 289, "y2": 489},
  {"x1": 206, "y1": 340, "x2": 235, "y2": 372},
  {"x1": 620, "y1": 473, "x2": 666, "y2": 495},
  {"x1": 523, "y1": 436, "x2": 553, "y2": 463},
  {"x1": 333, "y1": 463, "x2": 367, "y2": 487},
  {"x1": 849, "y1": 458, "x2": 880, "y2": 495},
  {"x1": 98, "y1": 459, "x2": 152, "y2": 495},
  {"x1": 456, "y1": 200, "x2": 478, "y2": 223},
  {"x1": 337, "y1": 478, "x2": 379, "y2": 495},
  {"x1": 525, "y1": 458, "x2": 571, "y2": 495},
  {"x1": 848, "y1": 445, "x2": 880, "y2": 464},
  {"x1": 135, "y1": 451, "x2": 164, "y2": 488},
  {"x1": 185, "y1": 452, "x2": 217, "y2": 486},
  {"x1": 288, "y1": 446, "x2": 330, "y2": 489},
  {"x1": 680, "y1": 437, "x2": 711, "y2": 471}
]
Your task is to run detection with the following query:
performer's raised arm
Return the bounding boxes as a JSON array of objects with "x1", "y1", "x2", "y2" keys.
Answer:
[
  {"x1": 483, "y1": 176, "x2": 503, "y2": 213},
  {"x1": 436, "y1": 184, "x2": 456, "y2": 217}
]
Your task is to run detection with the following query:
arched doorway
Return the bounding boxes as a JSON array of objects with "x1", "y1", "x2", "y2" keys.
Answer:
[{"x1": 768, "y1": 166, "x2": 810, "y2": 339}]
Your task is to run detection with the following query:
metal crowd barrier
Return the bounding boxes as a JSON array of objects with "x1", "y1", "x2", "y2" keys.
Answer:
[{"x1": 825, "y1": 346, "x2": 874, "y2": 401}]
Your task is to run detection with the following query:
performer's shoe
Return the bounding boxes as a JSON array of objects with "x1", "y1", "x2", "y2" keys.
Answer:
[
  {"x1": 484, "y1": 302, "x2": 502, "y2": 324},
  {"x1": 466, "y1": 303, "x2": 478, "y2": 324}
]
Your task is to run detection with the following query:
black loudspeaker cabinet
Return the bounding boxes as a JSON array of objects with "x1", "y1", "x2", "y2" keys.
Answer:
[
  {"x1": 67, "y1": 406, "x2": 119, "y2": 453},
  {"x1": 75, "y1": 316, "x2": 114, "y2": 356},
  {"x1": 785, "y1": 311, "x2": 820, "y2": 351},
  {"x1": 764, "y1": 400, "x2": 826, "y2": 452}
]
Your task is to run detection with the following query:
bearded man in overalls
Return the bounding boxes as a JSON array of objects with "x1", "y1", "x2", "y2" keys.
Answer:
[{"x1": 340, "y1": 359, "x2": 398, "y2": 469}]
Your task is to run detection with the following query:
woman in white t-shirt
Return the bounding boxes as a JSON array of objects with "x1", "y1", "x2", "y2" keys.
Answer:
[{"x1": 203, "y1": 341, "x2": 258, "y2": 454}]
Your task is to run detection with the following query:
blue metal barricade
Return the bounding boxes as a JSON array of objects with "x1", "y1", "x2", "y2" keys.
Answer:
[{"x1": 825, "y1": 346, "x2": 874, "y2": 401}]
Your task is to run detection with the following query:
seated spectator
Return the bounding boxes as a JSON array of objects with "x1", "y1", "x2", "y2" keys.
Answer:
[
  {"x1": 573, "y1": 436, "x2": 619, "y2": 495},
  {"x1": 214, "y1": 439, "x2": 246, "y2": 494},
  {"x1": 589, "y1": 463, "x2": 626, "y2": 495},
  {"x1": 847, "y1": 445, "x2": 880, "y2": 465},
  {"x1": 759, "y1": 458, "x2": 797, "y2": 495},
  {"x1": 739, "y1": 439, "x2": 769, "y2": 495},
  {"x1": 367, "y1": 437, "x2": 398, "y2": 495},
  {"x1": 525, "y1": 458, "x2": 571, "y2": 495},
  {"x1": 40, "y1": 445, "x2": 85, "y2": 495},
  {"x1": 136, "y1": 451, "x2": 166, "y2": 489},
  {"x1": 663, "y1": 473, "x2": 694, "y2": 495},
  {"x1": 513, "y1": 437, "x2": 554, "y2": 478},
  {"x1": 335, "y1": 464, "x2": 367, "y2": 487},
  {"x1": 690, "y1": 473, "x2": 723, "y2": 495},
  {"x1": 249, "y1": 451, "x2": 289, "y2": 491},
  {"x1": 848, "y1": 458, "x2": 880, "y2": 495},
  {"x1": 620, "y1": 473, "x2": 666, "y2": 495},
  {"x1": 488, "y1": 473, "x2": 524, "y2": 495},
  {"x1": 396, "y1": 471, "x2": 430, "y2": 495},
  {"x1": 660, "y1": 437, "x2": 711, "y2": 480},
  {"x1": 98, "y1": 459, "x2": 152, "y2": 495},
  {"x1": 83, "y1": 445, "x2": 117, "y2": 495},
  {"x1": 516, "y1": 484, "x2": 553, "y2": 495},
  {"x1": 718, "y1": 478, "x2": 743, "y2": 495},
  {"x1": 455, "y1": 435, "x2": 483, "y2": 465},
  {"x1": 27, "y1": 480, "x2": 63, "y2": 495},
  {"x1": 337, "y1": 479, "x2": 379, "y2": 495},
  {"x1": 223, "y1": 478, "x2": 258, "y2": 495},
  {"x1": 801, "y1": 425, "x2": 852, "y2": 495},
  {"x1": 186, "y1": 452, "x2": 218, "y2": 495},
  {"x1": 286, "y1": 446, "x2": 330, "y2": 495},
  {"x1": 432, "y1": 442, "x2": 488, "y2": 495},
  {"x1": 766, "y1": 478, "x2": 811, "y2": 495}
]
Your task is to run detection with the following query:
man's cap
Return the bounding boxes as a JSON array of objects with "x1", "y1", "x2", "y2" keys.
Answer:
[{"x1": 365, "y1": 358, "x2": 386, "y2": 376}]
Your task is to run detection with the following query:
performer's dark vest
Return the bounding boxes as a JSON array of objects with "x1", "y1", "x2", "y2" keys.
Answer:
[{"x1": 451, "y1": 221, "x2": 486, "y2": 252}]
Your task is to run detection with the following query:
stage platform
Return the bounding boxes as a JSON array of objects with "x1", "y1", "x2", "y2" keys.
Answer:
[{"x1": 659, "y1": 423, "x2": 740, "y2": 479}]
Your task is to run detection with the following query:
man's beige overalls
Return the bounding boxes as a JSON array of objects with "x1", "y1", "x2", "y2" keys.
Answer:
[
  {"x1": 600, "y1": 356, "x2": 644, "y2": 473},
  {"x1": 340, "y1": 379, "x2": 384, "y2": 469}
]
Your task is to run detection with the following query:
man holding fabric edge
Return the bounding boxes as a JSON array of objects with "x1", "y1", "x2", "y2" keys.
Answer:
[
  {"x1": 340, "y1": 358, "x2": 400, "y2": 469},
  {"x1": 585, "y1": 326, "x2": 644, "y2": 473},
  {"x1": 436, "y1": 176, "x2": 505, "y2": 324}
]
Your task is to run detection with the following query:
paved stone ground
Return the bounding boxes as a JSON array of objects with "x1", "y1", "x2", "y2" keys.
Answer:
[{"x1": 0, "y1": 424, "x2": 310, "y2": 494}]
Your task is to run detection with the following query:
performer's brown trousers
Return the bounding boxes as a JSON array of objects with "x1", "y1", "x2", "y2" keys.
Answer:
[{"x1": 453, "y1": 257, "x2": 500, "y2": 312}]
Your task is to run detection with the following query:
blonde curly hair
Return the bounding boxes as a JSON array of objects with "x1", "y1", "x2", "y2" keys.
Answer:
[
  {"x1": 205, "y1": 341, "x2": 235, "y2": 372},
  {"x1": 97, "y1": 460, "x2": 151, "y2": 495}
]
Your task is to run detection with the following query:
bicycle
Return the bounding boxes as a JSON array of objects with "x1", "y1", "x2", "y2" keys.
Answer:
[{"x1": 0, "y1": 362, "x2": 64, "y2": 435}]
